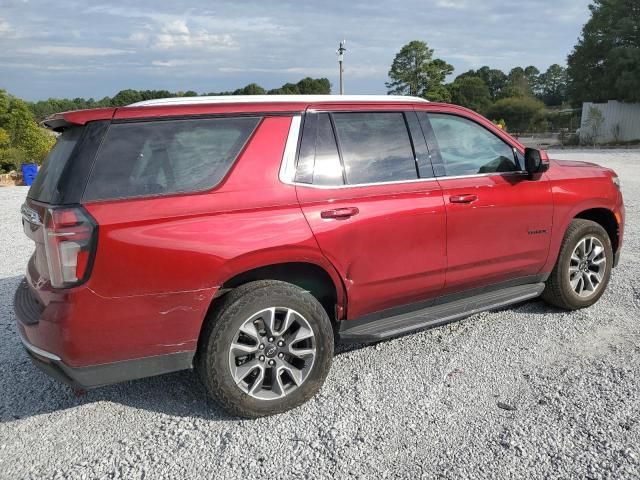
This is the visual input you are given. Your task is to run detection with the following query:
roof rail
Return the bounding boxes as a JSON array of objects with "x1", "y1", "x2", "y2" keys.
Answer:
[{"x1": 128, "y1": 94, "x2": 429, "y2": 107}]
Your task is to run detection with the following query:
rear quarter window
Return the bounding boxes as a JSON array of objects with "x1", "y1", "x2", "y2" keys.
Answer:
[
  {"x1": 83, "y1": 116, "x2": 261, "y2": 201},
  {"x1": 28, "y1": 127, "x2": 82, "y2": 204}
]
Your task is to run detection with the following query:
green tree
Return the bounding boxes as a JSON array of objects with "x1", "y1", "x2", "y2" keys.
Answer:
[
  {"x1": 386, "y1": 40, "x2": 454, "y2": 100},
  {"x1": 111, "y1": 89, "x2": 144, "y2": 106},
  {"x1": 501, "y1": 67, "x2": 534, "y2": 98},
  {"x1": 457, "y1": 67, "x2": 508, "y2": 100},
  {"x1": 538, "y1": 64, "x2": 569, "y2": 106},
  {"x1": 0, "y1": 90, "x2": 56, "y2": 171},
  {"x1": 233, "y1": 83, "x2": 267, "y2": 95},
  {"x1": 296, "y1": 77, "x2": 331, "y2": 94},
  {"x1": 486, "y1": 96, "x2": 545, "y2": 132},
  {"x1": 449, "y1": 76, "x2": 491, "y2": 113},
  {"x1": 524, "y1": 65, "x2": 541, "y2": 96},
  {"x1": 567, "y1": 0, "x2": 640, "y2": 104},
  {"x1": 269, "y1": 83, "x2": 299, "y2": 95}
]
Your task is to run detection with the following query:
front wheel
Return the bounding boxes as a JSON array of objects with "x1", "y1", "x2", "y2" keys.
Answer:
[
  {"x1": 542, "y1": 219, "x2": 613, "y2": 310},
  {"x1": 197, "y1": 280, "x2": 334, "y2": 418}
]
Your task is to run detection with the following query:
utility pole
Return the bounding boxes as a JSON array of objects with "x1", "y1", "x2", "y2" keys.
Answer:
[{"x1": 337, "y1": 40, "x2": 346, "y2": 95}]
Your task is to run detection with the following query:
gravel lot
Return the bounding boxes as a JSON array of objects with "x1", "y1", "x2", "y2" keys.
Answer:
[{"x1": 1, "y1": 149, "x2": 639, "y2": 479}]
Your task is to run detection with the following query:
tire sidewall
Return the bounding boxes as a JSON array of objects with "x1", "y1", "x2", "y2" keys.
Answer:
[
  {"x1": 204, "y1": 285, "x2": 334, "y2": 417},
  {"x1": 558, "y1": 223, "x2": 613, "y2": 309}
]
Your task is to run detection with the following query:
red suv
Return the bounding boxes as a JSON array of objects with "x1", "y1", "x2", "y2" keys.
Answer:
[{"x1": 15, "y1": 95, "x2": 624, "y2": 417}]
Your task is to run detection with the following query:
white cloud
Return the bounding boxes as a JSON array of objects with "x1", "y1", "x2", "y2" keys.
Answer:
[
  {"x1": 17, "y1": 45, "x2": 132, "y2": 56},
  {"x1": 0, "y1": 18, "x2": 13, "y2": 36},
  {"x1": 151, "y1": 59, "x2": 201, "y2": 68},
  {"x1": 125, "y1": 19, "x2": 236, "y2": 51},
  {"x1": 436, "y1": 0, "x2": 469, "y2": 10},
  {"x1": 218, "y1": 65, "x2": 385, "y2": 78}
]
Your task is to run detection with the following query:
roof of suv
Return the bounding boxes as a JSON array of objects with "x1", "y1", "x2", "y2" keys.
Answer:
[
  {"x1": 129, "y1": 95, "x2": 429, "y2": 107},
  {"x1": 43, "y1": 95, "x2": 431, "y2": 130}
]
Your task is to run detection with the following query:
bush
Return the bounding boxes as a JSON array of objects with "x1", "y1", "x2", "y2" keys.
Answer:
[
  {"x1": 486, "y1": 96, "x2": 545, "y2": 133},
  {"x1": 0, "y1": 147, "x2": 27, "y2": 174}
]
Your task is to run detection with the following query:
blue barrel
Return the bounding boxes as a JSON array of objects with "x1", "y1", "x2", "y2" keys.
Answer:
[{"x1": 21, "y1": 163, "x2": 38, "y2": 186}]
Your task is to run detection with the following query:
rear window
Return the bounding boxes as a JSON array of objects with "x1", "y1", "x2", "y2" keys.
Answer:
[
  {"x1": 83, "y1": 116, "x2": 261, "y2": 201},
  {"x1": 28, "y1": 127, "x2": 82, "y2": 204}
]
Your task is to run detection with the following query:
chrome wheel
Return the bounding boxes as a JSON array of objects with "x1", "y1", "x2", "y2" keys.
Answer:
[
  {"x1": 569, "y1": 236, "x2": 606, "y2": 298},
  {"x1": 228, "y1": 307, "x2": 316, "y2": 400}
]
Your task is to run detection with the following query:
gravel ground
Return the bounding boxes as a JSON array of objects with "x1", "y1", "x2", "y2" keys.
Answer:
[{"x1": 1, "y1": 149, "x2": 639, "y2": 479}]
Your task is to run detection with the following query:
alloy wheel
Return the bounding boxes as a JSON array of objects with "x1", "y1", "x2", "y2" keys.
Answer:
[
  {"x1": 228, "y1": 307, "x2": 316, "y2": 400},
  {"x1": 568, "y1": 236, "x2": 606, "y2": 298}
]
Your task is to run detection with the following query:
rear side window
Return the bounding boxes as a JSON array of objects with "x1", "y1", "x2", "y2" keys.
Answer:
[
  {"x1": 28, "y1": 127, "x2": 82, "y2": 204},
  {"x1": 332, "y1": 112, "x2": 418, "y2": 184},
  {"x1": 83, "y1": 116, "x2": 260, "y2": 201}
]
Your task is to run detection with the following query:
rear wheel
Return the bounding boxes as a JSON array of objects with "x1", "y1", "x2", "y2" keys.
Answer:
[
  {"x1": 542, "y1": 219, "x2": 613, "y2": 310},
  {"x1": 198, "y1": 280, "x2": 334, "y2": 418}
]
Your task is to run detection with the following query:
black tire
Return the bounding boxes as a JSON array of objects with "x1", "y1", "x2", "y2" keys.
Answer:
[
  {"x1": 542, "y1": 219, "x2": 613, "y2": 310},
  {"x1": 197, "y1": 280, "x2": 334, "y2": 418}
]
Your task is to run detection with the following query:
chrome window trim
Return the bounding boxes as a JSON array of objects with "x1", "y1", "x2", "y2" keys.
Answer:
[
  {"x1": 279, "y1": 115, "x2": 302, "y2": 185},
  {"x1": 437, "y1": 171, "x2": 529, "y2": 181},
  {"x1": 278, "y1": 113, "x2": 528, "y2": 190}
]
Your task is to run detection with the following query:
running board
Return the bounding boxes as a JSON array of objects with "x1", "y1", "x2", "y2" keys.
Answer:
[{"x1": 338, "y1": 283, "x2": 545, "y2": 343}]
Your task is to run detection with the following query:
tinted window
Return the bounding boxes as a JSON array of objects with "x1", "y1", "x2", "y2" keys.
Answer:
[
  {"x1": 427, "y1": 114, "x2": 518, "y2": 176},
  {"x1": 294, "y1": 113, "x2": 344, "y2": 186},
  {"x1": 28, "y1": 127, "x2": 82, "y2": 203},
  {"x1": 313, "y1": 114, "x2": 343, "y2": 186},
  {"x1": 84, "y1": 117, "x2": 260, "y2": 201},
  {"x1": 332, "y1": 112, "x2": 417, "y2": 184}
]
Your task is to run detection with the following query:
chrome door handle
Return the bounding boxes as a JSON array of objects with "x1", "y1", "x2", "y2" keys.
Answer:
[
  {"x1": 449, "y1": 194, "x2": 478, "y2": 204},
  {"x1": 320, "y1": 207, "x2": 360, "y2": 219}
]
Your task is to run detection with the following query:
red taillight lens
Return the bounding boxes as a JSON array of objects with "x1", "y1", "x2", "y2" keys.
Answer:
[{"x1": 43, "y1": 207, "x2": 97, "y2": 288}]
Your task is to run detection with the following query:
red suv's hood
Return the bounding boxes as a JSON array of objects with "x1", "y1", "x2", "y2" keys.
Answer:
[{"x1": 551, "y1": 159, "x2": 603, "y2": 168}]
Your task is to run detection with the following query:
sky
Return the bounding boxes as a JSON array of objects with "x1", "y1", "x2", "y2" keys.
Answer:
[{"x1": 0, "y1": 0, "x2": 593, "y2": 101}]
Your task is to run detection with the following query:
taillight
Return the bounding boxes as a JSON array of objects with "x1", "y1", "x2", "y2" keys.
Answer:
[{"x1": 43, "y1": 207, "x2": 97, "y2": 288}]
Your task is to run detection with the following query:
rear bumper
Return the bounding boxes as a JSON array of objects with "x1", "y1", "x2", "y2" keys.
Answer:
[
  {"x1": 14, "y1": 277, "x2": 194, "y2": 389},
  {"x1": 17, "y1": 326, "x2": 194, "y2": 389}
]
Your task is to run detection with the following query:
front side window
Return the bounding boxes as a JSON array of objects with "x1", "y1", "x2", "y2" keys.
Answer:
[
  {"x1": 84, "y1": 116, "x2": 260, "y2": 201},
  {"x1": 332, "y1": 112, "x2": 418, "y2": 185},
  {"x1": 427, "y1": 114, "x2": 519, "y2": 176}
]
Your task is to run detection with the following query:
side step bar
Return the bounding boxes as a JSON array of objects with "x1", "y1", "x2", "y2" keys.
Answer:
[{"x1": 338, "y1": 283, "x2": 545, "y2": 343}]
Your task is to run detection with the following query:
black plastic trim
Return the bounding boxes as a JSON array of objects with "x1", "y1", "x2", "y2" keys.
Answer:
[
  {"x1": 13, "y1": 278, "x2": 43, "y2": 326},
  {"x1": 25, "y1": 348, "x2": 194, "y2": 389},
  {"x1": 339, "y1": 275, "x2": 548, "y2": 343}
]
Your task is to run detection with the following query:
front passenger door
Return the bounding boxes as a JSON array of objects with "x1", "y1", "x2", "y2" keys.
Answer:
[{"x1": 418, "y1": 112, "x2": 553, "y2": 294}]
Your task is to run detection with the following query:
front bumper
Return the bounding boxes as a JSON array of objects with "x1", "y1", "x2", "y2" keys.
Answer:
[{"x1": 614, "y1": 249, "x2": 622, "y2": 268}]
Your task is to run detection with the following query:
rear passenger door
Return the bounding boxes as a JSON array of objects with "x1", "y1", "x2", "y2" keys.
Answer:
[{"x1": 294, "y1": 109, "x2": 447, "y2": 319}]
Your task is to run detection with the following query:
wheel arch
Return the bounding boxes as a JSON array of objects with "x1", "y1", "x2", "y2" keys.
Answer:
[
  {"x1": 215, "y1": 261, "x2": 346, "y2": 324},
  {"x1": 574, "y1": 207, "x2": 620, "y2": 254}
]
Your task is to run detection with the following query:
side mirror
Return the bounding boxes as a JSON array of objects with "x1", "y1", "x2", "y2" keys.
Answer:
[{"x1": 524, "y1": 148, "x2": 550, "y2": 176}]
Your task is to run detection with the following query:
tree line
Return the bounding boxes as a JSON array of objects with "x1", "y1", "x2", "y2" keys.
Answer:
[
  {"x1": 386, "y1": 0, "x2": 638, "y2": 133},
  {"x1": 28, "y1": 77, "x2": 331, "y2": 121},
  {"x1": 0, "y1": 90, "x2": 55, "y2": 174},
  {"x1": 387, "y1": 41, "x2": 573, "y2": 132}
]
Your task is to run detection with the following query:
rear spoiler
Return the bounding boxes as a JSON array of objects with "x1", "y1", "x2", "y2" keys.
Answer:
[{"x1": 41, "y1": 108, "x2": 116, "y2": 131}]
